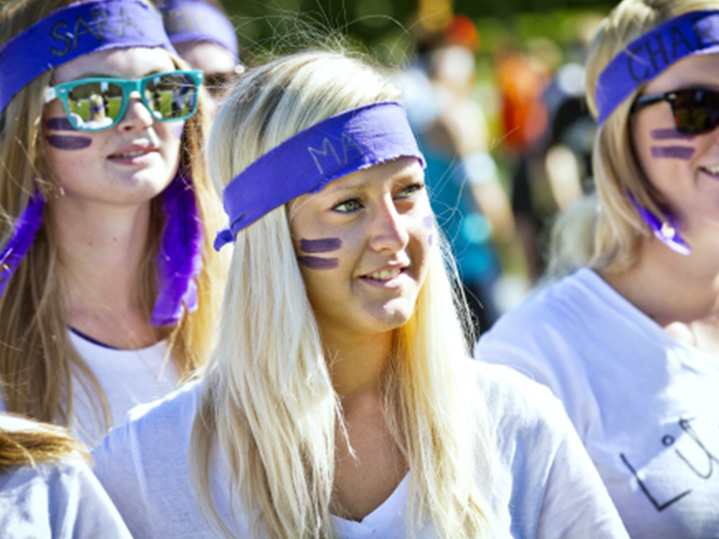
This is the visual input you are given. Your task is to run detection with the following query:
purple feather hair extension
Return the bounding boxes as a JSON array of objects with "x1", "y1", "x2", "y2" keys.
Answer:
[
  {"x1": 627, "y1": 191, "x2": 690, "y2": 255},
  {"x1": 151, "y1": 169, "x2": 204, "y2": 326},
  {"x1": 0, "y1": 190, "x2": 45, "y2": 297}
]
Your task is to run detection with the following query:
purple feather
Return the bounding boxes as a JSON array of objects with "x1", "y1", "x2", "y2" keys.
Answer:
[
  {"x1": 0, "y1": 191, "x2": 45, "y2": 296},
  {"x1": 151, "y1": 171, "x2": 204, "y2": 326},
  {"x1": 627, "y1": 191, "x2": 690, "y2": 255}
]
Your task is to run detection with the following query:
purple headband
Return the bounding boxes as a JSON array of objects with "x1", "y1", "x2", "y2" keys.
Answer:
[
  {"x1": 158, "y1": 0, "x2": 238, "y2": 60},
  {"x1": 597, "y1": 10, "x2": 719, "y2": 125},
  {"x1": 0, "y1": 0, "x2": 176, "y2": 116},
  {"x1": 214, "y1": 101, "x2": 426, "y2": 251}
]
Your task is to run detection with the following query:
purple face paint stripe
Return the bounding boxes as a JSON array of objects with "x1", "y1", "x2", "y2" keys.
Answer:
[
  {"x1": 422, "y1": 215, "x2": 433, "y2": 229},
  {"x1": 45, "y1": 135, "x2": 92, "y2": 150},
  {"x1": 299, "y1": 238, "x2": 342, "y2": 253},
  {"x1": 45, "y1": 117, "x2": 76, "y2": 131},
  {"x1": 650, "y1": 128, "x2": 695, "y2": 141},
  {"x1": 650, "y1": 146, "x2": 695, "y2": 159},
  {"x1": 297, "y1": 256, "x2": 339, "y2": 270},
  {"x1": 428, "y1": 233, "x2": 434, "y2": 246}
]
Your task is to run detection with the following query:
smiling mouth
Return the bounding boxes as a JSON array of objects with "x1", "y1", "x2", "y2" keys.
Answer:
[
  {"x1": 113, "y1": 150, "x2": 148, "y2": 158},
  {"x1": 364, "y1": 268, "x2": 403, "y2": 281},
  {"x1": 701, "y1": 165, "x2": 719, "y2": 176}
]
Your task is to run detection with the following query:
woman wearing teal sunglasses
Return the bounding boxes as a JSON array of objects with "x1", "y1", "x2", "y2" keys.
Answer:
[{"x1": 0, "y1": 0, "x2": 226, "y2": 447}]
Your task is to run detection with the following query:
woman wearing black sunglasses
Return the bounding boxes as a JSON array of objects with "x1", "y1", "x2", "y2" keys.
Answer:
[
  {"x1": 476, "y1": 0, "x2": 719, "y2": 537},
  {"x1": 0, "y1": 0, "x2": 226, "y2": 447}
]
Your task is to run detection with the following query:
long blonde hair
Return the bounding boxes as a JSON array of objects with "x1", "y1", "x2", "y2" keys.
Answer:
[
  {"x1": 547, "y1": 0, "x2": 719, "y2": 275},
  {"x1": 191, "y1": 49, "x2": 493, "y2": 538},
  {"x1": 0, "y1": 0, "x2": 225, "y2": 437}
]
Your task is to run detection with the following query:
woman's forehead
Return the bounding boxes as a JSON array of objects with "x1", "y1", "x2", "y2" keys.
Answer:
[
  {"x1": 643, "y1": 52, "x2": 719, "y2": 94},
  {"x1": 52, "y1": 46, "x2": 175, "y2": 82}
]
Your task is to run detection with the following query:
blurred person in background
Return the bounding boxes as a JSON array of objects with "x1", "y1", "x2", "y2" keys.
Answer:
[
  {"x1": 477, "y1": 1, "x2": 719, "y2": 536},
  {"x1": 508, "y1": 20, "x2": 601, "y2": 283},
  {"x1": 397, "y1": 15, "x2": 516, "y2": 331},
  {"x1": 157, "y1": 0, "x2": 246, "y2": 117}
]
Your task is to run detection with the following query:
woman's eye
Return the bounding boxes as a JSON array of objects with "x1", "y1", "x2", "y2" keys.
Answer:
[
  {"x1": 333, "y1": 198, "x2": 363, "y2": 213},
  {"x1": 396, "y1": 183, "x2": 425, "y2": 199}
]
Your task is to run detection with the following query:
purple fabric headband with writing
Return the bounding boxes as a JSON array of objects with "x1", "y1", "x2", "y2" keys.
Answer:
[
  {"x1": 0, "y1": 0, "x2": 175, "y2": 116},
  {"x1": 158, "y1": 0, "x2": 239, "y2": 59},
  {"x1": 596, "y1": 10, "x2": 719, "y2": 125},
  {"x1": 214, "y1": 101, "x2": 425, "y2": 250}
]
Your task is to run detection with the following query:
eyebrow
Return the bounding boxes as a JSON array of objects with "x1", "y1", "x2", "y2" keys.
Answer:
[{"x1": 326, "y1": 166, "x2": 423, "y2": 194}]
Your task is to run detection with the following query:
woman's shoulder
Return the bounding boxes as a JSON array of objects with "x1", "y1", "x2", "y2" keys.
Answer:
[
  {"x1": 91, "y1": 380, "x2": 205, "y2": 537},
  {"x1": 464, "y1": 360, "x2": 568, "y2": 429},
  {"x1": 486, "y1": 268, "x2": 609, "y2": 332},
  {"x1": 461, "y1": 361, "x2": 629, "y2": 538},
  {"x1": 0, "y1": 429, "x2": 132, "y2": 538},
  {"x1": 100, "y1": 378, "x2": 202, "y2": 450}
]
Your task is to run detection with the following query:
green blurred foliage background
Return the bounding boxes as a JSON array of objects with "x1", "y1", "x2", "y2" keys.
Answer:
[{"x1": 221, "y1": 0, "x2": 615, "y2": 64}]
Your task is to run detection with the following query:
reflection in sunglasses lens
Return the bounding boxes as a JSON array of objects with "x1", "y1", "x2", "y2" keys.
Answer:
[{"x1": 145, "y1": 73, "x2": 197, "y2": 120}]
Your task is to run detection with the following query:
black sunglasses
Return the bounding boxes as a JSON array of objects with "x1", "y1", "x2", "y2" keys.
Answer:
[{"x1": 632, "y1": 87, "x2": 719, "y2": 135}]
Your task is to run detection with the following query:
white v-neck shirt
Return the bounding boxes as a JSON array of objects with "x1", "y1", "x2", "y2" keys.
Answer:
[
  {"x1": 92, "y1": 361, "x2": 629, "y2": 538},
  {"x1": 332, "y1": 474, "x2": 409, "y2": 538}
]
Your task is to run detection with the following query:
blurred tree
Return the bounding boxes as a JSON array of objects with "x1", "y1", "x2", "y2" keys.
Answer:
[{"x1": 218, "y1": 0, "x2": 613, "y2": 58}]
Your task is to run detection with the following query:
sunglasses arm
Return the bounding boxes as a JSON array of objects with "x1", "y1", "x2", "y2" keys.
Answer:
[{"x1": 43, "y1": 87, "x2": 59, "y2": 104}]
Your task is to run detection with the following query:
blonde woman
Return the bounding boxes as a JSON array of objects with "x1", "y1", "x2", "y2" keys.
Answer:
[
  {"x1": 92, "y1": 49, "x2": 628, "y2": 538},
  {"x1": 0, "y1": 0, "x2": 225, "y2": 447},
  {"x1": 476, "y1": 0, "x2": 719, "y2": 536},
  {"x1": 0, "y1": 413, "x2": 131, "y2": 537}
]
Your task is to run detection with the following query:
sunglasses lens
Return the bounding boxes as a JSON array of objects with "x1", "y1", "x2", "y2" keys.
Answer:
[
  {"x1": 66, "y1": 81, "x2": 123, "y2": 130},
  {"x1": 143, "y1": 72, "x2": 199, "y2": 121},
  {"x1": 673, "y1": 89, "x2": 719, "y2": 135}
]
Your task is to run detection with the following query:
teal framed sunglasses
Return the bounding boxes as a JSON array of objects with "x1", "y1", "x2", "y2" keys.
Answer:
[{"x1": 43, "y1": 70, "x2": 204, "y2": 131}]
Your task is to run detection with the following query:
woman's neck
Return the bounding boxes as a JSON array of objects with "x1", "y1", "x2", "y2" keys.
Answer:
[
  {"x1": 322, "y1": 329, "x2": 394, "y2": 402},
  {"x1": 600, "y1": 232, "x2": 719, "y2": 351},
  {"x1": 49, "y1": 197, "x2": 160, "y2": 348}
]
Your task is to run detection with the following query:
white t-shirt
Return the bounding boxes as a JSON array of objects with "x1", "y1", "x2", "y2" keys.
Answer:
[
  {"x1": 475, "y1": 268, "x2": 719, "y2": 538},
  {"x1": 92, "y1": 362, "x2": 629, "y2": 538},
  {"x1": 0, "y1": 414, "x2": 131, "y2": 538},
  {"x1": 69, "y1": 331, "x2": 180, "y2": 447}
]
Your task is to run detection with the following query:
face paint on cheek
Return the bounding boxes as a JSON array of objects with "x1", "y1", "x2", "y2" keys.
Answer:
[
  {"x1": 422, "y1": 215, "x2": 434, "y2": 229},
  {"x1": 650, "y1": 146, "x2": 695, "y2": 160},
  {"x1": 45, "y1": 135, "x2": 92, "y2": 150},
  {"x1": 650, "y1": 128, "x2": 695, "y2": 141},
  {"x1": 428, "y1": 233, "x2": 434, "y2": 246},
  {"x1": 45, "y1": 117, "x2": 76, "y2": 131},
  {"x1": 298, "y1": 256, "x2": 339, "y2": 270},
  {"x1": 299, "y1": 237, "x2": 342, "y2": 253}
]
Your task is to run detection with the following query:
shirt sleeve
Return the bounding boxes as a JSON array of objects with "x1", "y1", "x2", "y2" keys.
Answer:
[
  {"x1": 57, "y1": 457, "x2": 133, "y2": 539},
  {"x1": 0, "y1": 455, "x2": 132, "y2": 539},
  {"x1": 92, "y1": 422, "x2": 154, "y2": 538}
]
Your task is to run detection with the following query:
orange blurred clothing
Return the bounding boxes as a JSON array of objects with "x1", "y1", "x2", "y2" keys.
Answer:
[{"x1": 496, "y1": 52, "x2": 551, "y2": 153}]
